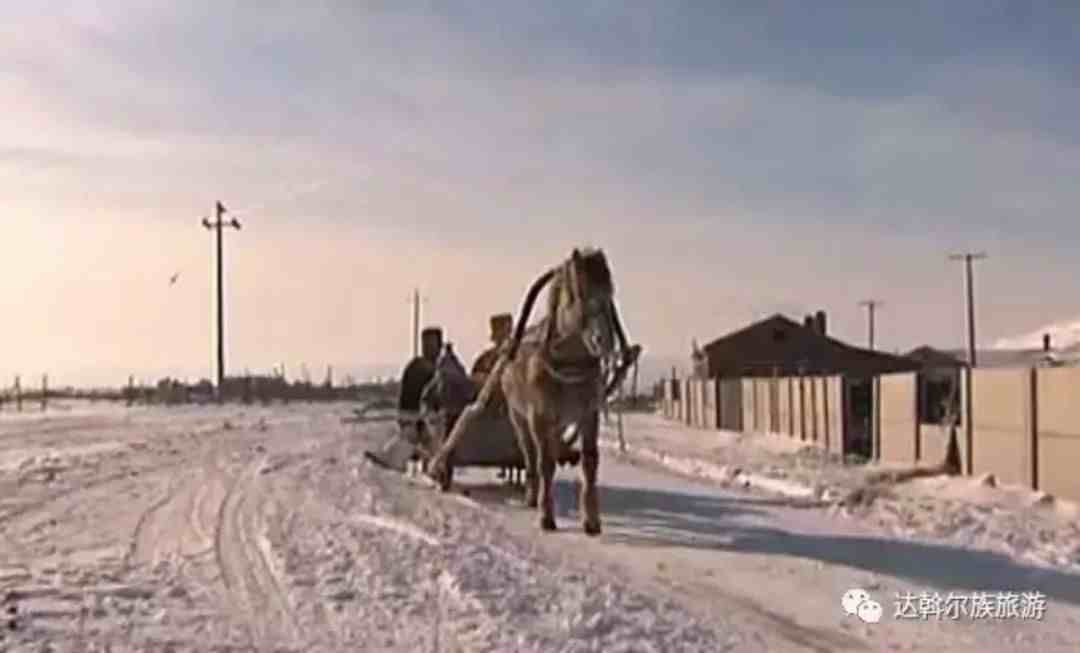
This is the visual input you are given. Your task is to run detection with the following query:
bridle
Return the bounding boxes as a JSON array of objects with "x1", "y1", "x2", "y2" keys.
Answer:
[{"x1": 508, "y1": 258, "x2": 635, "y2": 392}]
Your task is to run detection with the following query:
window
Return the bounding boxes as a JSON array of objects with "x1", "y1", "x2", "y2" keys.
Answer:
[{"x1": 772, "y1": 328, "x2": 787, "y2": 342}]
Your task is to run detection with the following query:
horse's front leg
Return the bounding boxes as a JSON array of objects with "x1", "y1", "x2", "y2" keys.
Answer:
[
  {"x1": 578, "y1": 410, "x2": 602, "y2": 536},
  {"x1": 529, "y1": 415, "x2": 559, "y2": 531},
  {"x1": 509, "y1": 409, "x2": 539, "y2": 508}
]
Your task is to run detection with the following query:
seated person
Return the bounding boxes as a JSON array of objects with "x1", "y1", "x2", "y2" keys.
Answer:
[
  {"x1": 364, "y1": 327, "x2": 442, "y2": 472},
  {"x1": 471, "y1": 313, "x2": 513, "y2": 388},
  {"x1": 421, "y1": 342, "x2": 477, "y2": 439}
]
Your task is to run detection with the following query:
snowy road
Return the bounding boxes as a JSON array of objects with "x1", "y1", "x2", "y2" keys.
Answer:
[
  {"x1": 2, "y1": 403, "x2": 1079, "y2": 652},
  {"x1": 471, "y1": 458, "x2": 1080, "y2": 651}
]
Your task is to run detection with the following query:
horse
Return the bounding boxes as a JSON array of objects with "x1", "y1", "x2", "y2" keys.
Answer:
[{"x1": 427, "y1": 247, "x2": 639, "y2": 535}]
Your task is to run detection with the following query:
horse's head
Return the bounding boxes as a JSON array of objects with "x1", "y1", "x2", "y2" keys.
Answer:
[
  {"x1": 549, "y1": 247, "x2": 619, "y2": 359},
  {"x1": 506, "y1": 246, "x2": 630, "y2": 363}
]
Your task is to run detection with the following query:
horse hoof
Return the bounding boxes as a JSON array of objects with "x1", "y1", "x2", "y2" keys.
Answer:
[
  {"x1": 583, "y1": 521, "x2": 602, "y2": 536},
  {"x1": 540, "y1": 516, "x2": 557, "y2": 531}
]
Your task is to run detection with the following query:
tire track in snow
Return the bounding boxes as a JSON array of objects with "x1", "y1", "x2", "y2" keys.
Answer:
[
  {"x1": 0, "y1": 459, "x2": 182, "y2": 525},
  {"x1": 124, "y1": 475, "x2": 185, "y2": 571},
  {"x1": 350, "y1": 514, "x2": 442, "y2": 547},
  {"x1": 214, "y1": 457, "x2": 299, "y2": 648}
]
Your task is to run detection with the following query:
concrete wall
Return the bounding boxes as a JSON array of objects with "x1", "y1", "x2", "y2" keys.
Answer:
[
  {"x1": 812, "y1": 376, "x2": 827, "y2": 445},
  {"x1": 693, "y1": 379, "x2": 703, "y2": 427},
  {"x1": 662, "y1": 379, "x2": 677, "y2": 419},
  {"x1": 674, "y1": 379, "x2": 683, "y2": 423},
  {"x1": 778, "y1": 377, "x2": 792, "y2": 436},
  {"x1": 720, "y1": 379, "x2": 743, "y2": 431},
  {"x1": 970, "y1": 368, "x2": 1035, "y2": 488},
  {"x1": 767, "y1": 377, "x2": 780, "y2": 433},
  {"x1": 875, "y1": 372, "x2": 919, "y2": 464},
  {"x1": 792, "y1": 377, "x2": 806, "y2": 441},
  {"x1": 741, "y1": 379, "x2": 756, "y2": 432},
  {"x1": 825, "y1": 375, "x2": 845, "y2": 455},
  {"x1": 703, "y1": 379, "x2": 718, "y2": 429},
  {"x1": 800, "y1": 377, "x2": 812, "y2": 441},
  {"x1": 683, "y1": 379, "x2": 693, "y2": 426},
  {"x1": 685, "y1": 379, "x2": 697, "y2": 427},
  {"x1": 1036, "y1": 367, "x2": 1080, "y2": 501},
  {"x1": 757, "y1": 378, "x2": 766, "y2": 431},
  {"x1": 918, "y1": 421, "x2": 954, "y2": 468},
  {"x1": 659, "y1": 362, "x2": 1080, "y2": 505},
  {"x1": 958, "y1": 369, "x2": 971, "y2": 475},
  {"x1": 805, "y1": 377, "x2": 817, "y2": 443},
  {"x1": 743, "y1": 374, "x2": 846, "y2": 449}
]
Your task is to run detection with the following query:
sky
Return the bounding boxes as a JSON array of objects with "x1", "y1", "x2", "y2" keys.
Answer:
[{"x1": 2, "y1": 1, "x2": 1079, "y2": 387}]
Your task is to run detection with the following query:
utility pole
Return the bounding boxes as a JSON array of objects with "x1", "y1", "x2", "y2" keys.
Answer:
[
  {"x1": 858, "y1": 300, "x2": 881, "y2": 351},
  {"x1": 948, "y1": 252, "x2": 987, "y2": 368},
  {"x1": 948, "y1": 251, "x2": 987, "y2": 477},
  {"x1": 408, "y1": 289, "x2": 428, "y2": 358},
  {"x1": 202, "y1": 201, "x2": 242, "y2": 402}
]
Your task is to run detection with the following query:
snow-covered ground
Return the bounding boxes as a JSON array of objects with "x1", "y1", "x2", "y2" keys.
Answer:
[
  {"x1": 0, "y1": 402, "x2": 744, "y2": 651},
  {"x1": 2, "y1": 401, "x2": 1079, "y2": 651},
  {"x1": 598, "y1": 412, "x2": 1080, "y2": 574}
]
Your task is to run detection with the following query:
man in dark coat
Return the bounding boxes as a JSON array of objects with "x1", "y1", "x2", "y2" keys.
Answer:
[
  {"x1": 365, "y1": 327, "x2": 443, "y2": 471},
  {"x1": 422, "y1": 343, "x2": 476, "y2": 421},
  {"x1": 470, "y1": 313, "x2": 513, "y2": 388},
  {"x1": 470, "y1": 313, "x2": 516, "y2": 480},
  {"x1": 398, "y1": 328, "x2": 442, "y2": 414}
]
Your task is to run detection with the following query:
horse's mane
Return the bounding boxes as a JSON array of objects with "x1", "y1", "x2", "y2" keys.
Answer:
[
  {"x1": 546, "y1": 248, "x2": 614, "y2": 314},
  {"x1": 506, "y1": 247, "x2": 615, "y2": 361},
  {"x1": 576, "y1": 247, "x2": 614, "y2": 295}
]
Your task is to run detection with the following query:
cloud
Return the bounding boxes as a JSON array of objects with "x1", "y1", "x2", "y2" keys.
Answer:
[{"x1": 2, "y1": 2, "x2": 1080, "y2": 384}]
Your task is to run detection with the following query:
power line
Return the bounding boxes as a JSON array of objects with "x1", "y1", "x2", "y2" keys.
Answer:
[
  {"x1": 202, "y1": 201, "x2": 242, "y2": 401},
  {"x1": 858, "y1": 300, "x2": 882, "y2": 351}
]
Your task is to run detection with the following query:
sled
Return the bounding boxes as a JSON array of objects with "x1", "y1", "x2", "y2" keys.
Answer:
[
  {"x1": 420, "y1": 393, "x2": 581, "y2": 469},
  {"x1": 371, "y1": 308, "x2": 641, "y2": 491},
  {"x1": 418, "y1": 343, "x2": 641, "y2": 488}
]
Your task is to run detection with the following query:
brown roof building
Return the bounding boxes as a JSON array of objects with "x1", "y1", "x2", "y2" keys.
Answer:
[{"x1": 699, "y1": 313, "x2": 919, "y2": 379}]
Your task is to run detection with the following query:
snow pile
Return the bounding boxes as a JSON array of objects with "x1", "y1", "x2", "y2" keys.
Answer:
[
  {"x1": 602, "y1": 412, "x2": 1080, "y2": 574},
  {"x1": 598, "y1": 413, "x2": 862, "y2": 504},
  {"x1": 867, "y1": 475, "x2": 1080, "y2": 572}
]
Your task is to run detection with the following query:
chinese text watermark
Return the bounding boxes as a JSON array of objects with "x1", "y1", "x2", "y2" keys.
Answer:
[
  {"x1": 843, "y1": 588, "x2": 1048, "y2": 623},
  {"x1": 893, "y1": 590, "x2": 1047, "y2": 621}
]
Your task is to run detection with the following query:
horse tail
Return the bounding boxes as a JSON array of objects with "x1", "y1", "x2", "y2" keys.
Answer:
[{"x1": 506, "y1": 268, "x2": 556, "y2": 361}]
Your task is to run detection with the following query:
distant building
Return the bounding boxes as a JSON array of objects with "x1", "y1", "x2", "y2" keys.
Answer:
[
  {"x1": 904, "y1": 334, "x2": 1076, "y2": 425},
  {"x1": 908, "y1": 332, "x2": 1070, "y2": 372},
  {"x1": 696, "y1": 312, "x2": 919, "y2": 379}
]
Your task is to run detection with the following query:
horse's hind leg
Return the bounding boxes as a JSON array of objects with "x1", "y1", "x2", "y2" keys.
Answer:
[
  {"x1": 509, "y1": 410, "x2": 539, "y2": 508},
  {"x1": 578, "y1": 410, "x2": 602, "y2": 536}
]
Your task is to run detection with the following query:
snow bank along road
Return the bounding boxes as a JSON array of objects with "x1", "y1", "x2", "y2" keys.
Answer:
[{"x1": 2, "y1": 403, "x2": 1079, "y2": 652}]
